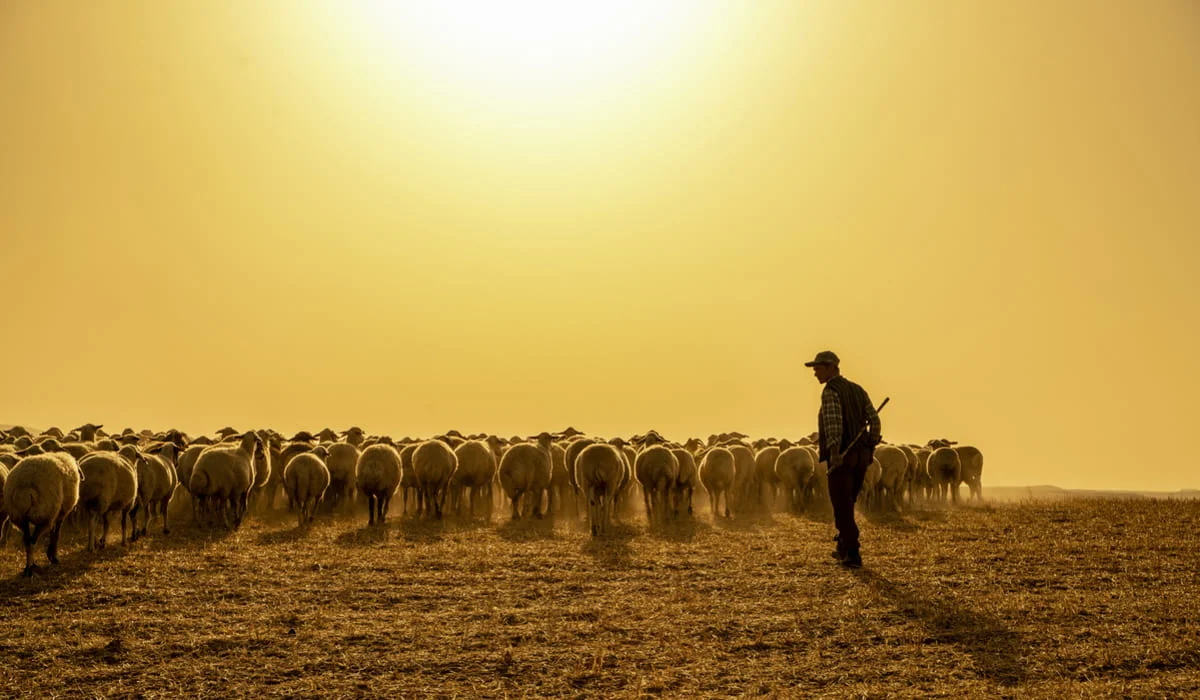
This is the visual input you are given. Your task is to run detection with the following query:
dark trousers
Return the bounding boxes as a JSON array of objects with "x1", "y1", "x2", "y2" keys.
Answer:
[{"x1": 828, "y1": 446, "x2": 873, "y2": 553}]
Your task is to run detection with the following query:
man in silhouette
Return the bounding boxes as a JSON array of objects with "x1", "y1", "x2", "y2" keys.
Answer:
[{"x1": 806, "y1": 350, "x2": 881, "y2": 569}]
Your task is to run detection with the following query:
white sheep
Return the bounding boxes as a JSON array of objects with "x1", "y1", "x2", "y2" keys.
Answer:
[
  {"x1": 175, "y1": 444, "x2": 206, "y2": 520},
  {"x1": 498, "y1": 433, "x2": 553, "y2": 520},
  {"x1": 670, "y1": 448, "x2": 699, "y2": 516},
  {"x1": 635, "y1": 444, "x2": 679, "y2": 524},
  {"x1": 574, "y1": 442, "x2": 625, "y2": 536},
  {"x1": 547, "y1": 442, "x2": 573, "y2": 517},
  {"x1": 77, "y1": 452, "x2": 139, "y2": 550},
  {"x1": 873, "y1": 445, "x2": 909, "y2": 513},
  {"x1": 0, "y1": 463, "x2": 9, "y2": 544},
  {"x1": 450, "y1": 440, "x2": 497, "y2": 518},
  {"x1": 284, "y1": 452, "x2": 330, "y2": 527},
  {"x1": 128, "y1": 448, "x2": 179, "y2": 538},
  {"x1": 399, "y1": 442, "x2": 420, "y2": 514},
  {"x1": 3, "y1": 453, "x2": 82, "y2": 576},
  {"x1": 774, "y1": 446, "x2": 815, "y2": 513},
  {"x1": 928, "y1": 446, "x2": 962, "y2": 503},
  {"x1": 896, "y1": 444, "x2": 920, "y2": 505},
  {"x1": 699, "y1": 447, "x2": 736, "y2": 519},
  {"x1": 412, "y1": 439, "x2": 458, "y2": 519},
  {"x1": 954, "y1": 446, "x2": 984, "y2": 502},
  {"x1": 356, "y1": 443, "x2": 402, "y2": 525},
  {"x1": 564, "y1": 437, "x2": 598, "y2": 513},
  {"x1": 753, "y1": 445, "x2": 782, "y2": 510},
  {"x1": 269, "y1": 441, "x2": 312, "y2": 511},
  {"x1": 727, "y1": 444, "x2": 757, "y2": 513},
  {"x1": 859, "y1": 456, "x2": 883, "y2": 511},
  {"x1": 915, "y1": 448, "x2": 933, "y2": 500},
  {"x1": 324, "y1": 442, "x2": 360, "y2": 510},
  {"x1": 188, "y1": 432, "x2": 261, "y2": 529}
]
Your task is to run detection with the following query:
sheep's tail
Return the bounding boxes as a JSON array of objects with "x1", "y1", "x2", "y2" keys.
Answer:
[
  {"x1": 7, "y1": 486, "x2": 38, "y2": 519},
  {"x1": 189, "y1": 469, "x2": 210, "y2": 495}
]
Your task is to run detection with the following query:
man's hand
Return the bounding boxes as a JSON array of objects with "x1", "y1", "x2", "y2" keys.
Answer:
[{"x1": 828, "y1": 450, "x2": 843, "y2": 471}]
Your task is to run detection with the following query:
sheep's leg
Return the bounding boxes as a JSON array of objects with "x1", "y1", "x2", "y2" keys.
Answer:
[
  {"x1": 380, "y1": 493, "x2": 391, "y2": 522},
  {"x1": 0, "y1": 517, "x2": 8, "y2": 546},
  {"x1": 161, "y1": 497, "x2": 171, "y2": 535},
  {"x1": 86, "y1": 513, "x2": 97, "y2": 553},
  {"x1": 723, "y1": 490, "x2": 731, "y2": 519},
  {"x1": 511, "y1": 490, "x2": 522, "y2": 521},
  {"x1": 100, "y1": 512, "x2": 111, "y2": 550},
  {"x1": 21, "y1": 522, "x2": 40, "y2": 576},
  {"x1": 46, "y1": 519, "x2": 63, "y2": 566}
]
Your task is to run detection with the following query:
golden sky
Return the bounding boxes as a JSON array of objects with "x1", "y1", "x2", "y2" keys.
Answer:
[{"x1": 2, "y1": 1, "x2": 1197, "y2": 490}]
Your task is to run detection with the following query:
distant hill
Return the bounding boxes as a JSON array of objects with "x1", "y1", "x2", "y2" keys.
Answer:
[{"x1": 984, "y1": 485, "x2": 1199, "y2": 502}]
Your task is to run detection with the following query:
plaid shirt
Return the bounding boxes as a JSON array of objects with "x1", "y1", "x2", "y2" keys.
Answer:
[{"x1": 820, "y1": 379, "x2": 881, "y2": 453}]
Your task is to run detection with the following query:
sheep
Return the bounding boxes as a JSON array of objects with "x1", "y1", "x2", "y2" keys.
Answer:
[
  {"x1": 284, "y1": 452, "x2": 330, "y2": 527},
  {"x1": 324, "y1": 442, "x2": 360, "y2": 510},
  {"x1": 915, "y1": 448, "x2": 933, "y2": 500},
  {"x1": 727, "y1": 444, "x2": 757, "y2": 513},
  {"x1": 75, "y1": 423, "x2": 104, "y2": 442},
  {"x1": 670, "y1": 448, "x2": 699, "y2": 516},
  {"x1": 128, "y1": 448, "x2": 178, "y2": 538},
  {"x1": 954, "y1": 446, "x2": 984, "y2": 502},
  {"x1": 896, "y1": 444, "x2": 920, "y2": 505},
  {"x1": 754, "y1": 445, "x2": 782, "y2": 510},
  {"x1": 635, "y1": 444, "x2": 679, "y2": 524},
  {"x1": 175, "y1": 444, "x2": 206, "y2": 520},
  {"x1": 3, "y1": 453, "x2": 82, "y2": 576},
  {"x1": 928, "y1": 446, "x2": 962, "y2": 503},
  {"x1": 355, "y1": 443, "x2": 402, "y2": 525},
  {"x1": 859, "y1": 456, "x2": 883, "y2": 511},
  {"x1": 546, "y1": 442, "x2": 573, "y2": 517},
  {"x1": 803, "y1": 445, "x2": 828, "y2": 507},
  {"x1": 699, "y1": 447, "x2": 736, "y2": 519},
  {"x1": 450, "y1": 440, "x2": 497, "y2": 518},
  {"x1": 0, "y1": 463, "x2": 9, "y2": 544},
  {"x1": 188, "y1": 432, "x2": 260, "y2": 529},
  {"x1": 575, "y1": 442, "x2": 626, "y2": 536},
  {"x1": 498, "y1": 433, "x2": 554, "y2": 520},
  {"x1": 774, "y1": 446, "x2": 816, "y2": 513},
  {"x1": 77, "y1": 452, "x2": 138, "y2": 550},
  {"x1": 342, "y1": 426, "x2": 366, "y2": 448},
  {"x1": 270, "y1": 441, "x2": 313, "y2": 511},
  {"x1": 412, "y1": 439, "x2": 458, "y2": 519},
  {"x1": 564, "y1": 437, "x2": 598, "y2": 513},
  {"x1": 873, "y1": 445, "x2": 909, "y2": 513},
  {"x1": 399, "y1": 443, "x2": 420, "y2": 514}
]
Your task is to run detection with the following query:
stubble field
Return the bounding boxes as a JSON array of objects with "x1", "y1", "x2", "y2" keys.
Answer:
[{"x1": 2, "y1": 497, "x2": 1198, "y2": 698}]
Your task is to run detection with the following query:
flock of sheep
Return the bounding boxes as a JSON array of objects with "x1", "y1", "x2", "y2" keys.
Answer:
[{"x1": 0, "y1": 424, "x2": 984, "y2": 577}]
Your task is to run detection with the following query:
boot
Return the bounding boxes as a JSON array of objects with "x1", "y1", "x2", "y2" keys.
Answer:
[
  {"x1": 831, "y1": 535, "x2": 847, "y2": 563},
  {"x1": 842, "y1": 546, "x2": 862, "y2": 569}
]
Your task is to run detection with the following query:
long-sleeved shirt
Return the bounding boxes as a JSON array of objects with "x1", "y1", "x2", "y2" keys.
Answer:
[{"x1": 820, "y1": 377, "x2": 881, "y2": 454}]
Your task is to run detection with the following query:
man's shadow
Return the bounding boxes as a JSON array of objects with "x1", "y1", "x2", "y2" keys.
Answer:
[{"x1": 852, "y1": 568, "x2": 1026, "y2": 687}]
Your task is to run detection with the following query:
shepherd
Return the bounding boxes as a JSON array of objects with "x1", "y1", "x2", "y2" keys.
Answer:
[{"x1": 806, "y1": 350, "x2": 882, "y2": 569}]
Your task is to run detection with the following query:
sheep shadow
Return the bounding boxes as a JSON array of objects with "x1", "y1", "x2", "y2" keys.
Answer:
[
  {"x1": 580, "y1": 523, "x2": 637, "y2": 568},
  {"x1": 906, "y1": 508, "x2": 951, "y2": 524},
  {"x1": 712, "y1": 511, "x2": 780, "y2": 532},
  {"x1": 141, "y1": 522, "x2": 237, "y2": 553},
  {"x1": 852, "y1": 568, "x2": 1027, "y2": 687},
  {"x1": 334, "y1": 524, "x2": 391, "y2": 547},
  {"x1": 394, "y1": 518, "x2": 449, "y2": 544},
  {"x1": 646, "y1": 515, "x2": 710, "y2": 543},
  {"x1": 864, "y1": 510, "x2": 922, "y2": 532},
  {"x1": 256, "y1": 526, "x2": 313, "y2": 546},
  {"x1": 0, "y1": 541, "x2": 118, "y2": 593},
  {"x1": 495, "y1": 516, "x2": 560, "y2": 542}
]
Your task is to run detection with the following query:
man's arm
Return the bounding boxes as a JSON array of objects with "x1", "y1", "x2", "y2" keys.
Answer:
[
  {"x1": 821, "y1": 385, "x2": 842, "y2": 453},
  {"x1": 864, "y1": 393, "x2": 881, "y2": 442}
]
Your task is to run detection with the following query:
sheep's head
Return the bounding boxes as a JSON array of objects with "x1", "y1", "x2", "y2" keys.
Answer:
[{"x1": 532, "y1": 432, "x2": 554, "y2": 449}]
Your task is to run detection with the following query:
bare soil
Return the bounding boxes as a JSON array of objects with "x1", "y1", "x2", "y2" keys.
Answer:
[{"x1": 2, "y1": 498, "x2": 1198, "y2": 698}]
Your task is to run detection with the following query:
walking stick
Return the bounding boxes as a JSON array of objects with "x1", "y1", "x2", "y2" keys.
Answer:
[{"x1": 828, "y1": 396, "x2": 889, "y2": 472}]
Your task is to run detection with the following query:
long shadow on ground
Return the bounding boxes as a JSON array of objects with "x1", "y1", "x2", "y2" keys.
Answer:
[
  {"x1": 580, "y1": 523, "x2": 637, "y2": 568},
  {"x1": 853, "y1": 568, "x2": 1027, "y2": 687}
]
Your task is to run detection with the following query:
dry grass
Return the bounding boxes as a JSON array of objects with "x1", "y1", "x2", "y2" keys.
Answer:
[{"x1": 2, "y1": 497, "x2": 1198, "y2": 698}]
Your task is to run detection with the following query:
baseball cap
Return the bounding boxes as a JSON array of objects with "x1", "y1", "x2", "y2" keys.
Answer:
[{"x1": 804, "y1": 350, "x2": 840, "y2": 367}]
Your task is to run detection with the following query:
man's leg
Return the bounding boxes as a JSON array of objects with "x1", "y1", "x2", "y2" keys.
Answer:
[
  {"x1": 840, "y1": 447, "x2": 873, "y2": 567},
  {"x1": 827, "y1": 462, "x2": 857, "y2": 561}
]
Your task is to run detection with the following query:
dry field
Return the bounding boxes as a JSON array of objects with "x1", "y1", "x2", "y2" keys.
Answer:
[{"x1": 2, "y1": 498, "x2": 1198, "y2": 698}]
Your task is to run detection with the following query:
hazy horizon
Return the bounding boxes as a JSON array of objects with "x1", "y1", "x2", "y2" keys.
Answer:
[{"x1": 3, "y1": 1, "x2": 1197, "y2": 491}]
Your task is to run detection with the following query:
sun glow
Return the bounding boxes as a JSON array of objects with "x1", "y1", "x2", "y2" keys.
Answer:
[{"x1": 352, "y1": 1, "x2": 715, "y2": 109}]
